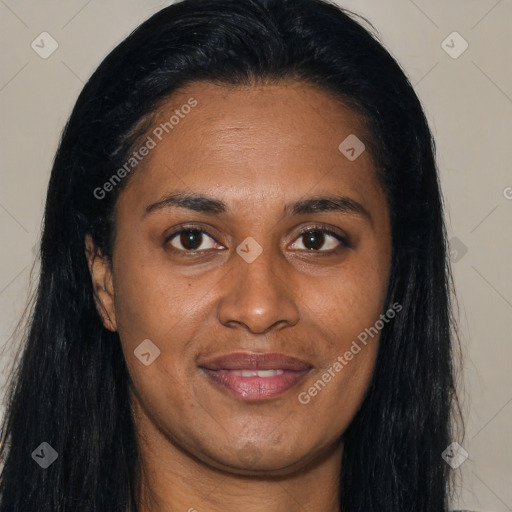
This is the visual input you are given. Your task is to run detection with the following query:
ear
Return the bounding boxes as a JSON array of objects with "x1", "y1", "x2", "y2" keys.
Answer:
[{"x1": 85, "y1": 234, "x2": 117, "y2": 332}]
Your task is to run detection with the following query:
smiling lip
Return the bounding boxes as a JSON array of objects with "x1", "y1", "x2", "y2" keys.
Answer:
[{"x1": 199, "y1": 352, "x2": 312, "y2": 401}]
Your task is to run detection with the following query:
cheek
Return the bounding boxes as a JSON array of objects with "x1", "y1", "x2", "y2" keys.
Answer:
[
  {"x1": 311, "y1": 253, "x2": 390, "y2": 350},
  {"x1": 297, "y1": 245, "x2": 389, "y2": 416},
  {"x1": 111, "y1": 241, "x2": 213, "y2": 394},
  {"x1": 298, "y1": 283, "x2": 382, "y2": 433},
  {"x1": 111, "y1": 240, "x2": 193, "y2": 344},
  {"x1": 113, "y1": 259, "x2": 201, "y2": 429}
]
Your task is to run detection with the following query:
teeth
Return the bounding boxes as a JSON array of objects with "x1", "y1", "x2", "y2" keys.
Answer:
[
  {"x1": 230, "y1": 369, "x2": 285, "y2": 377},
  {"x1": 257, "y1": 369, "x2": 284, "y2": 377}
]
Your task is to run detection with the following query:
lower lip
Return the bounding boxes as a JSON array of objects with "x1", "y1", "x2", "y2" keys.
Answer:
[{"x1": 200, "y1": 368, "x2": 310, "y2": 401}]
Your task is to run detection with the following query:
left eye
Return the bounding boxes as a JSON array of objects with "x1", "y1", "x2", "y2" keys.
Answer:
[
  {"x1": 167, "y1": 229, "x2": 221, "y2": 251},
  {"x1": 290, "y1": 230, "x2": 345, "y2": 251}
]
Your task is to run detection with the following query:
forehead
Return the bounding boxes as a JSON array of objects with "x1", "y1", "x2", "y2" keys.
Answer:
[{"x1": 118, "y1": 80, "x2": 383, "y2": 216}]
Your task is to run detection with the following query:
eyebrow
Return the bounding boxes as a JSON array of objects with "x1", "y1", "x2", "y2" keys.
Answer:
[{"x1": 144, "y1": 191, "x2": 372, "y2": 224}]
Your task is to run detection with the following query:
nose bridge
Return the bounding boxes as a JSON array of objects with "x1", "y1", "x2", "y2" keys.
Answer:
[{"x1": 217, "y1": 239, "x2": 300, "y2": 333}]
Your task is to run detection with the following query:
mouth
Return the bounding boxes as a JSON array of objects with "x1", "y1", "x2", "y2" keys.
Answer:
[{"x1": 198, "y1": 352, "x2": 312, "y2": 401}]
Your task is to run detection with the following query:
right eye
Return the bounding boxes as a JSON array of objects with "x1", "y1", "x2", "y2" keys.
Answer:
[{"x1": 165, "y1": 228, "x2": 224, "y2": 253}]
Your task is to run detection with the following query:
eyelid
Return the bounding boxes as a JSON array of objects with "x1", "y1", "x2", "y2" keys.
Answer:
[
  {"x1": 290, "y1": 224, "x2": 351, "y2": 250},
  {"x1": 164, "y1": 224, "x2": 225, "y2": 252}
]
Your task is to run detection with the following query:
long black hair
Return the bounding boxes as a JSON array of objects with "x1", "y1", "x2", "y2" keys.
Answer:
[{"x1": 0, "y1": 0, "x2": 461, "y2": 510}]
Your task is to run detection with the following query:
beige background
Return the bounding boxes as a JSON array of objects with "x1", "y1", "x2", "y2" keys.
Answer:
[{"x1": 0, "y1": 0, "x2": 511, "y2": 510}]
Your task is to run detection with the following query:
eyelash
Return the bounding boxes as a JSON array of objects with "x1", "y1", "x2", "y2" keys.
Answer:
[{"x1": 164, "y1": 224, "x2": 350, "y2": 256}]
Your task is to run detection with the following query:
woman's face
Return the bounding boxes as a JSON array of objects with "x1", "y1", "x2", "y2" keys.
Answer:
[{"x1": 90, "y1": 81, "x2": 392, "y2": 475}]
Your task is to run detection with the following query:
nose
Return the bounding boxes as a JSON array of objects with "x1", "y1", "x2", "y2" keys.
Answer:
[{"x1": 217, "y1": 243, "x2": 300, "y2": 334}]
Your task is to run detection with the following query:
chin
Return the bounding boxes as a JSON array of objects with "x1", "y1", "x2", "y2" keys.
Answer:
[{"x1": 196, "y1": 442, "x2": 321, "y2": 477}]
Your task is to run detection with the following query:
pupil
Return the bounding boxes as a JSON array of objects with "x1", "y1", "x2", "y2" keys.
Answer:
[
  {"x1": 180, "y1": 230, "x2": 202, "y2": 250},
  {"x1": 304, "y1": 231, "x2": 324, "y2": 250}
]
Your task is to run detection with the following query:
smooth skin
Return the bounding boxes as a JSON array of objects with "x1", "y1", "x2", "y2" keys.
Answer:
[{"x1": 86, "y1": 81, "x2": 392, "y2": 512}]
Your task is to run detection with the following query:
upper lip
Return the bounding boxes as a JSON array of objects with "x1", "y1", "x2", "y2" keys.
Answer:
[{"x1": 199, "y1": 352, "x2": 312, "y2": 371}]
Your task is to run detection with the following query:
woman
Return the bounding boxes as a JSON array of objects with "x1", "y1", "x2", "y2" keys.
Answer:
[{"x1": 0, "y1": 0, "x2": 462, "y2": 510}]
